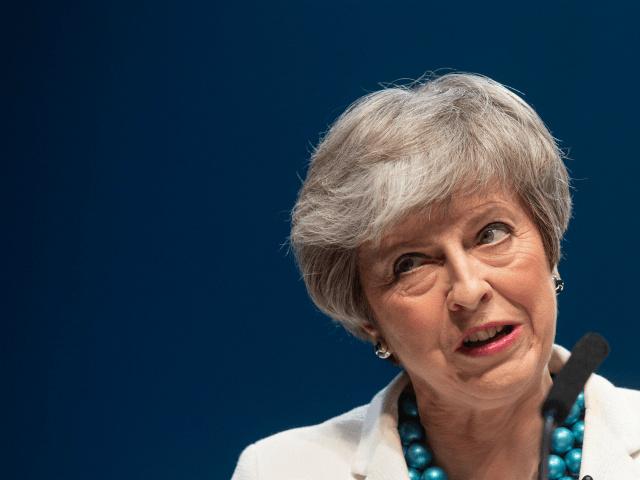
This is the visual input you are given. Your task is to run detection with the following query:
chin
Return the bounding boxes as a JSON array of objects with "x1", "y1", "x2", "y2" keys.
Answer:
[{"x1": 469, "y1": 354, "x2": 546, "y2": 397}]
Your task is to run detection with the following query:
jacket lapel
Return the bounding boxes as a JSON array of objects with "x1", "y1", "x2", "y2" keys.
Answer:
[
  {"x1": 351, "y1": 371, "x2": 411, "y2": 480},
  {"x1": 581, "y1": 373, "x2": 640, "y2": 480}
]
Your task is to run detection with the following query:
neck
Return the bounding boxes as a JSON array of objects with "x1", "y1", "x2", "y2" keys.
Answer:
[{"x1": 409, "y1": 370, "x2": 553, "y2": 480}]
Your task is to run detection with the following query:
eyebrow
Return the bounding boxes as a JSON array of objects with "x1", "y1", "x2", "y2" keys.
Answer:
[
  {"x1": 373, "y1": 238, "x2": 434, "y2": 266},
  {"x1": 372, "y1": 202, "x2": 518, "y2": 263}
]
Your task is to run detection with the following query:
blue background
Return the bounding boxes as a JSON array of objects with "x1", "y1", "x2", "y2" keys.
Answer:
[{"x1": 3, "y1": 2, "x2": 639, "y2": 479}]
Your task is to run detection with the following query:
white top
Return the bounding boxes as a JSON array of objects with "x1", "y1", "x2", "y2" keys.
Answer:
[{"x1": 232, "y1": 345, "x2": 640, "y2": 480}]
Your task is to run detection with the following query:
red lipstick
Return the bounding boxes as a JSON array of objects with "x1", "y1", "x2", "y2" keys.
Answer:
[{"x1": 456, "y1": 324, "x2": 522, "y2": 357}]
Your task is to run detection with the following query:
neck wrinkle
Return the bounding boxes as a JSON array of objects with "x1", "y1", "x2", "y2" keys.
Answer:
[{"x1": 410, "y1": 370, "x2": 553, "y2": 480}]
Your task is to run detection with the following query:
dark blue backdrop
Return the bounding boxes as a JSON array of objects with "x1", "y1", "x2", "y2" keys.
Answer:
[{"x1": 3, "y1": 2, "x2": 639, "y2": 479}]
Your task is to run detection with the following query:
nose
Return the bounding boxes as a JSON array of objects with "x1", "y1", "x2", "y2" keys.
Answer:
[{"x1": 445, "y1": 251, "x2": 492, "y2": 312}]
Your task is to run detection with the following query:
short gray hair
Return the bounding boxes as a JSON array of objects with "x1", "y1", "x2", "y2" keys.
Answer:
[{"x1": 290, "y1": 73, "x2": 572, "y2": 342}]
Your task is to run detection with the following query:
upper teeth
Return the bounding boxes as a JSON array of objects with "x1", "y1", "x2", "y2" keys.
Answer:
[{"x1": 464, "y1": 325, "x2": 504, "y2": 343}]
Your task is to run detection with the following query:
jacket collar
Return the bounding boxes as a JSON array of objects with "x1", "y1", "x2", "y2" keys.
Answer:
[
  {"x1": 581, "y1": 365, "x2": 640, "y2": 478},
  {"x1": 351, "y1": 370, "x2": 409, "y2": 479},
  {"x1": 351, "y1": 345, "x2": 640, "y2": 480}
]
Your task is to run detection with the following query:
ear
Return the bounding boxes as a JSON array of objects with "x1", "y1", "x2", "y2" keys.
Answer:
[
  {"x1": 361, "y1": 323, "x2": 382, "y2": 344},
  {"x1": 552, "y1": 265, "x2": 560, "y2": 277}
]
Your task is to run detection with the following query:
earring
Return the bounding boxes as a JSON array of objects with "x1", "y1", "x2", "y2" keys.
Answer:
[
  {"x1": 552, "y1": 275, "x2": 564, "y2": 294},
  {"x1": 374, "y1": 339, "x2": 391, "y2": 359}
]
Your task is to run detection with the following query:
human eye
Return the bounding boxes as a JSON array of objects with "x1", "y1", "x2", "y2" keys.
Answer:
[
  {"x1": 393, "y1": 253, "x2": 429, "y2": 276},
  {"x1": 478, "y1": 222, "x2": 511, "y2": 245}
]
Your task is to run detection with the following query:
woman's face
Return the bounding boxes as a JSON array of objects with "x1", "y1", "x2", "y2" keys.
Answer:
[{"x1": 358, "y1": 188, "x2": 557, "y2": 407}]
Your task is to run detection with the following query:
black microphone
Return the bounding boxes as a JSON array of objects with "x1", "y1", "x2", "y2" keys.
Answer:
[
  {"x1": 542, "y1": 333, "x2": 610, "y2": 424},
  {"x1": 539, "y1": 333, "x2": 610, "y2": 479}
]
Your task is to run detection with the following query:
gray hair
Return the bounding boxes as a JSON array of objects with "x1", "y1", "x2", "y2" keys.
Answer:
[{"x1": 290, "y1": 73, "x2": 572, "y2": 342}]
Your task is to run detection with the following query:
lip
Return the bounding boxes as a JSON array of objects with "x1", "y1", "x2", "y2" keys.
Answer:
[
  {"x1": 456, "y1": 324, "x2": 523, "y2": 357},
  {"x1": 455, "y1": 322, "x2": 520, "y2": 350}
]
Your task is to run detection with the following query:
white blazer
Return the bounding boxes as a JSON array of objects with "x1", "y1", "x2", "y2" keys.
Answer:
[{"x1": 232, "y1": 345, "x2": 640, "y2": 480}]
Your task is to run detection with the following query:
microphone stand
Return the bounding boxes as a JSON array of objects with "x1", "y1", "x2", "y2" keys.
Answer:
[{"x1": 539, "y1": 411, "x2": 555, "y2": 480}]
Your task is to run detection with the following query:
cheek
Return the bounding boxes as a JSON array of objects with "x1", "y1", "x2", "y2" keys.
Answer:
[
  {"x1": 499, "y1": 256, "x2": 556, "y2": 332},
  {"x1": 371, "y1": 290, "x2": 445, "y2": 352}
]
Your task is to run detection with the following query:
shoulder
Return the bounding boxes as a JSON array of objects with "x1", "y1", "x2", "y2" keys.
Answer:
[
  {"x1": 584, "y1": 371, "x2": 640, "y2": 473},
  {"x1": 231, "y1": 405, "x2": 368, "y2": 480},
  {"x1": 614, "y1": 384, "x2": 640, "y2": 418},
  {"x1": 589, "y1": 373, "x2": 640, "y2": 419},
  {"x1": 231, "y1": 371, "x2": 410, "y2": 480},
  {"x1": 589, "y1": 373, "x2": 640, "y2": 438},
  {"x1": 254, "y1": 403, "x2": 368, "y2": 452}
]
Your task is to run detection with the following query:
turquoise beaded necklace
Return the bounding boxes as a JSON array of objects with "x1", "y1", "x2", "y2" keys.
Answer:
[{"x1": 397, "y1": 386, "x2": 586, "y2": 480}]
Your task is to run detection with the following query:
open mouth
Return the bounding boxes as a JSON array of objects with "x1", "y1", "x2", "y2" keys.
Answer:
[
  {"x1": 457, "y1": 324, "x2": 521, "y2": 357},
  {"x1": 463, "y1": 325, "x2": 514, "y2": 348}
]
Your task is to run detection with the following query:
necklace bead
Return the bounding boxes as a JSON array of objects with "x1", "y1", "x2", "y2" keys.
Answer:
[
  {"x1": 403, "y1": 396, "x2": 420, "y2": 417},
  {"x1": 564, "y1": 403, "x2": 582, "y2": 426},
  {"x1": 551, "y1": 427, "x2": 575, "y2": 454},
  {"x1": 399, "y1": 420, "x2": 424, "y2": 445},
  {"x1": 408, "y1": 467, "x2": 421, "y2": 480},
  {"x1": 422, "y1": 466, "x2": 448, "y2": 479},
  {"x1": 397, "y1": 390, "x2": 585, "y2": 480},
  {"x1": 571, "y1": 421, "x2": 584, "y2": 445},
  {"x1": 548, "y1": 455, "x2": 567, "y2": 479},
  {"x1": 406, "y1": 444, "x2": 433, "y2": 469},
  {"x1": 564, "y1": 449, "x2": 582, "y2": 475}
]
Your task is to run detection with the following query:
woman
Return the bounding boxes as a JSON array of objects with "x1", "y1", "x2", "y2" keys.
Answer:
[{"x1": 232, "y1": 74, "x2": 640, "y2": 480}]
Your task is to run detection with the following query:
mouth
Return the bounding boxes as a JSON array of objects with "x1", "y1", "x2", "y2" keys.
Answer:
[{"x1": 456, "y1": 324, "x2": 522, "y2": 357}]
